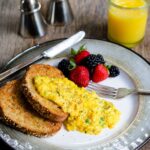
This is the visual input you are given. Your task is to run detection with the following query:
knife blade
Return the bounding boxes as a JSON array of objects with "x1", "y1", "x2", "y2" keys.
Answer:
[{"x1": 0, "y1": 31, "x2": 85, "y2": 82}]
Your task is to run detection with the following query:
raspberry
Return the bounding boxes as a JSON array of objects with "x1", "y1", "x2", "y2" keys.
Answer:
[
  {"x1": 109, "y1": 65, "x2": 120, "y2": 77},
  {"x1": 82, "y1": 54, "x2": 105, "y2": 70},
  {"x1": 58, "y1": 59, "x2": 70, "y2": 77},
  {"x1": 92, "y1": 64, "x2": 109, "y2": 83},
  {"x1": 69, "y1": 66, "x2": 90, "y2": 87}
]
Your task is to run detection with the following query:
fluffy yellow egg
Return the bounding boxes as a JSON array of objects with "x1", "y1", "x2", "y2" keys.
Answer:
[{"x1": 34, "y1": 76, "x2": 120, "y2": 135}]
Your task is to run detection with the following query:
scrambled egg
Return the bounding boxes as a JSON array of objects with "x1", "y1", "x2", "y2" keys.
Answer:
[{"x1": 34, "y1": 76, "x2": 120, "y2": 135}]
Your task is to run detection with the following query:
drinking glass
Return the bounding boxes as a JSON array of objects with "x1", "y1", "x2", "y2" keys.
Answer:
[{"x1": 107, "y1": 0, "x2": 149, "y2": 48}]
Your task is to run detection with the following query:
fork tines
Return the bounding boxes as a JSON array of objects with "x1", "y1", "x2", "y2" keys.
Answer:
[{"x1": 87, "y1": 82, "x2": 117, "y2": 99}]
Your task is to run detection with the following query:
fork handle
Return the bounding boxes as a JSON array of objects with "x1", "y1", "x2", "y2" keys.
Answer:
[{"x1": 136, "y1": 89, "x2": 150, "y2": 95}]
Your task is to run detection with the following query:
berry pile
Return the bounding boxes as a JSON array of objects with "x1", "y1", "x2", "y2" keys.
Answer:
[{"x1": 58, "y1": 45, "x2": 120, "y2": 87}]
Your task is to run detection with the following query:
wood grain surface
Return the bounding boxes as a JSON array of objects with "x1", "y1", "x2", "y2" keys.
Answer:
[{"x1": 0, "y1": 0, "x2": 150, "y2": 150}]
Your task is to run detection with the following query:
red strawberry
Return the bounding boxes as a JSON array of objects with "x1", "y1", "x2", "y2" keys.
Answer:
[
  {"x1": 92, "y1": 64, "x2": 109, "y2": 83},
  {"x1": 70, "y1": 66, "x2": 90, "y2": 87},
  {"x1": 74, "y1": 50, "x2": 90, "y2": 64}
]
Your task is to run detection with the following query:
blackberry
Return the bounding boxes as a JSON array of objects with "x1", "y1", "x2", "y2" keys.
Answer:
[
  {"x1": 58, "y1": 59, "x2": 70, "y2": 77},
  {"x1": 82, "y1": 54, "x2": 105, "y2": 69},
  {"x1": 109, "y1": 65, "x2": 120, "y2": 77},
  {"x1": 96, "y1": 54, "x2": 105, "y2": 64}
]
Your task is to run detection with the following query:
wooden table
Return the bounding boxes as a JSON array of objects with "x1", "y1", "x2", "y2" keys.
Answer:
[{"x1": 0, "y1": 0, "x2": 149, "y2": 149}]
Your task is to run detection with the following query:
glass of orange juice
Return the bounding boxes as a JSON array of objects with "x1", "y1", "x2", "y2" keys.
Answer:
[{"x1": 107, "y1": 0, "x2": 149, "y2": 48}]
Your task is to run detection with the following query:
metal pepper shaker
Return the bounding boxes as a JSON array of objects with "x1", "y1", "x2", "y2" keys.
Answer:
[
  {"x1": 47, "y1": 0, "x2": 74, "y2": 26},
  {"x1": 19, "y1": 0, "x2": 47, "y2": 38}
]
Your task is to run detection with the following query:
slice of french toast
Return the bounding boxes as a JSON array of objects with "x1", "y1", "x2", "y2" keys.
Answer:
[
  {"x1": 22, "y1": 64, "x2": 68, "y2": 122},
  {"x1": 0, "y1": 80, "x2": 62, "y2": 137}
]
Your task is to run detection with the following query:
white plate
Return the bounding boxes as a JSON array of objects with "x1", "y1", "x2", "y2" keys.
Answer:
[{"x1": 0, "y1": 39, "x2": 150, "y2": 150}]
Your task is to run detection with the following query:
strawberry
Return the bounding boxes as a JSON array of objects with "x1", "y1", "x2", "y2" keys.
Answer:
[
  {"x1": 74, "y1": 50, "x2": 90, "y2": 64},
  {"x1": 92, "y1": 64, "x2": 109, "y2": 83},
  {"x1": 70, "y1": 66, "x2": 90, "y2": 87}
]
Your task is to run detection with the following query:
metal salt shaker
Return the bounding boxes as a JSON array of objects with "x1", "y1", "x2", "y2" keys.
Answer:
[
  {"x1": 47, "y1": 0, "x2": 74, "y2": 25},
  {"x1": 19, "y1": 0, "x2": 47, "y2": 38}
]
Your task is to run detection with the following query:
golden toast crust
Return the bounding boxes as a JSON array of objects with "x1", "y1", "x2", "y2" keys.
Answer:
[
  {"x1": 0, "y1": 80, "x2": 62, "y2": 137},
  {"x1": 22, "y1": 64, "x2": 68, "y2": 122}
]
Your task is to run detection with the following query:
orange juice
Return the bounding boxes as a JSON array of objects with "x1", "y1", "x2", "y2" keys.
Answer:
[{"x1": 108, "y1": 0, "x2": 148, "y2": 48}]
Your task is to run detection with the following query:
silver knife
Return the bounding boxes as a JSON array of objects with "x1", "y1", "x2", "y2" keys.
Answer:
[{"x1": 0, "y1": 31, "x2": 85, "y2": 82}]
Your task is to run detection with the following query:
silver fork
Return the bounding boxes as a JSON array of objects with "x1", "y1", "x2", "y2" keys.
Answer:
[{"x1": 87, "y1": 82, "x2": 150, "y2": 99}]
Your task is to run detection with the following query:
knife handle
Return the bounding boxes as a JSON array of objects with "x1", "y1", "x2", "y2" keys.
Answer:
[{"x1": 42, "y1": 31, "x2": 85, "y2": 58}]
